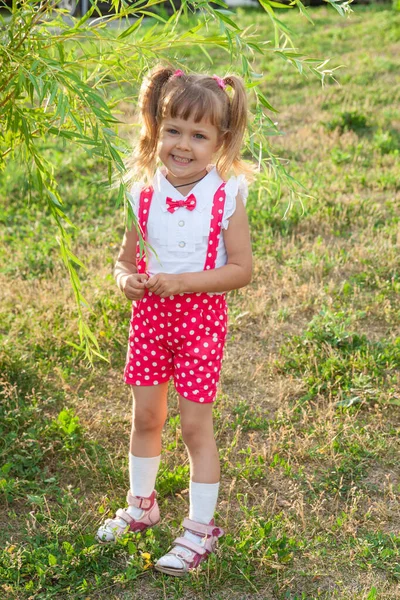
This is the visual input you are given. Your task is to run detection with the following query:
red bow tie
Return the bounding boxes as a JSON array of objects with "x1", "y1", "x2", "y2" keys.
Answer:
[{"x1": 166, "y1": 193, "x2": 196, "y2": 214}]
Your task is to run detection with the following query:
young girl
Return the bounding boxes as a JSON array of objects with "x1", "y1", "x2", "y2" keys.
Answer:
[{"x1": 97, "y1": 65, "x2": 253, "y2": 576}]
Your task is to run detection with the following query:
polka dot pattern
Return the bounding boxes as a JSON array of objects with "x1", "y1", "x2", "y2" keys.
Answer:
[
  {"x1": 136, "y1": 187, "x2": 153, "y2": 274},
  {"x1": 203, "y1": 183, "x2": 226, "y2": 271},
  {"x1": 124, "y1": 293, "x2": 227, "y2": 403}
]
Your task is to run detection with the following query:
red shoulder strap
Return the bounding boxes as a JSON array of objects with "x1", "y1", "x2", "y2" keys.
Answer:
[
  {"x1": 203, "y1": 182, "x2": 226, "y2": 271},
  {"x1": 136, "y1": 186, "x2": 154, "y2": 274}
]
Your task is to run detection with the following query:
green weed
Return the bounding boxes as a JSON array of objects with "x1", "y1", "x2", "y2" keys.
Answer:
[
  {"x1": 231, "y1": 400, "x2": 268, "y2": 431},
  {"x1": 373, "y1": 129, "x2": 400, "y2": 155},
  {"x1": 324, "y1": 110, "x2": 371, "y2": 134},
  {"x1": 157, "y1": 464, "x2": 190, "y2": 497},
  {"x1": 278, "y1": 309, "x2": 400, "y2": 404},
  {"x1": 223, "y1": 499, "x2": 296, "y2": 580},
  {"x1": 0, "y1": 359, "x2": 97, "y2": 501},
  {"x1": 354, "y1": 531, "x2": 400, "y2": 581},
  {"x1": 246, "y1": 182, "x2": 304, "y2": 254},
  {"x1": 236, "y1": 448, "x2": 266, "y2": 482},
  {"x1": 0, "y1": 525, "x2": 162, "y2": 599}
]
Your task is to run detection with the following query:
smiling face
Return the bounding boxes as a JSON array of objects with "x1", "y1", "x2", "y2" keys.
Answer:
[{"x1": 157, "y1": 116, "x2": 221, "y2": 188}]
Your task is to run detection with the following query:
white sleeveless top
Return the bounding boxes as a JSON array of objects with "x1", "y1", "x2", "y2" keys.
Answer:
[{"x1": 127, "y1": 166, "x2": 248, "y2": 277}]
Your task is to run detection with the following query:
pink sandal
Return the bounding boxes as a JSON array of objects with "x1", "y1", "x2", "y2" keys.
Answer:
[
  {"x1": 96, "y1": 490, "x2": 160, "y2": 543},
  {"x1": 154, "y1": 518, "x2": 224, "y2": 576}
]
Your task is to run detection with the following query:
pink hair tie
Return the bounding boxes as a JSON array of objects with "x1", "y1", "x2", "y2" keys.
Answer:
[
  {"x1": 212, "y1": 75, "x2": 226, "y2": 90},
  {"x1": 173, "y1": 69, "x2": 184, "y2": 77}
]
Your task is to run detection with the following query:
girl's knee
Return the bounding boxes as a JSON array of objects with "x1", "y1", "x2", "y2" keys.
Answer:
[
  {"x1": 181, "y1": 421, "x2": 196, "y2": 447},
  {"x1": 181, "y1": 418, "x2": 214, "y2": 450},
  {"x1": 180, "y1": 399, "x2": 215, "y2": 449},
  {"x1": 132, "y1": 404, "x2": 166, "y2": 433},
  {"x1": 131, "y1": 385, "x2": 168, "y2": 434}
]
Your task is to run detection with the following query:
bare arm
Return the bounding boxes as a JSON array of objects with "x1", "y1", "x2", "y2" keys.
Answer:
[
  {"x1": 114, "y1": 226, "x2": 148, "y2": 300},
  {"x1": 145, "y1": 195, "x2": 252, "y2": 297}
]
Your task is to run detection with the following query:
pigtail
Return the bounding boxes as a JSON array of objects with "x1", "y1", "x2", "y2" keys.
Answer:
[
  {"x1": 126, "y1": 65, "x2": 174, "y2": 184},
  {"x1": 216, "y1": 75, "x2": 255, "y2": 181}
]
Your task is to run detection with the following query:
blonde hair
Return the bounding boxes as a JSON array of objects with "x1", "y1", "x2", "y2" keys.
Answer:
[{"x1": 125, "y1": 65, "x2": 254, "y2": 184}]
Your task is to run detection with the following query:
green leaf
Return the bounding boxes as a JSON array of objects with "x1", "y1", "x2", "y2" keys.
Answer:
[
  {"x1": 388, "y1": 398, "x2": 400, "y2": 406},
  {"x1": 268, "y1": 0, "x2": 293, "y2": 7},
  {"x1": 128, "y1": 541, "x2": 137, "y2": 554},
  {"x1": 70, "y1": 1, "x2": 98, "y2": 28},
  {"x1": 366, "y1": 587, "x2": 378, "y2": 600},
  {"x1": 258, "y1": 0, "x2": 275, "y2": 13},
  {"x1": 207, "y1": 0, "x2": 228, "y2": 7},
  {"x1": 291, "y1": 0, "x2": 314, "y2": 24},
  {"x1": 335, "y1": 396, "x2": 363, "y2": 408},
  {"x1": 214, "y1": 10, "x2": 241, "y2": 30},
  {"x1": 48, "y1": 554, "x2": 57, "y2": 566},
  {"x1": 47, "y1": 190, "x2": 63, "y2": 207},
  {"x1": 197, "y1": 45, "x2": 213, "y2": 64},
  {"x1": 138, "y1": 10, "x2": 167, "y2": 23},
  {"x1": 118, "y1": 15, "x2": 144, "y2": 39},
  {"x1": 325, "y1": 0, "x2": 353, "y2": 17},
  {"x1": 257, "y1": 91, "x2": 279, "y2": 113},
  {"x1": 270, "y1": 15, "x2": 294, "y2": 36},
  {"x1": 65, "y1": 247, "x2": 86, "y2": 269},
  {"x1": 116, "y1": 182, "x2": 125, "y2": 208}
]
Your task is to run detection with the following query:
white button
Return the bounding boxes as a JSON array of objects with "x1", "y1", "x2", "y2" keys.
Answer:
[
  {"x1": 178, "y1": 220, "x2": 185, "y2": 227},
  {"x1": 179, "y1": 241, "x2": 186, "y2": 248}
]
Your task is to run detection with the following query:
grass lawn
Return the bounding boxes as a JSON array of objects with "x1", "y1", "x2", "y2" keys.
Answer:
[{"x1": 0, "y1": 2, "x2": 399, "y2": 599}]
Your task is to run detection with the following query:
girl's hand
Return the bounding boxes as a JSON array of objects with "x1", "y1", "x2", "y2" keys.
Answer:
[
  {"x1": 120, "y1": 273, "x2": 148, "y2": 301},
  {"x1": 145, "y1": 273, "x2": 183, "y2": 298}
]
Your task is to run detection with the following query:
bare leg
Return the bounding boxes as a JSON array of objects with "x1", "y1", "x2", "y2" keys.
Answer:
[
  {"x1": 178, "y1": 397, "x2": 220, "y2": 483},
  {"x1": 130, "y1": 383, "x2": 169, "y2": 457}
]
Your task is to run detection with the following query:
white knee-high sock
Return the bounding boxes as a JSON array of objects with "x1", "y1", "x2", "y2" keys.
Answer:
[
  {"x1": 97, "y1": 454, "x2": 160, "y2": 541},
  {"x1": 157, "y1": 481, "x2": 220, "y2": 569},
  {"x1": 189, "y1": 481, "x2": 220, "y2": 523},
  {"x1": 129, "y1": 453, "x2": 161, "y2": 498},
  {"x1": 127, "y1": 453, "x2": 161, "y2": 519}
]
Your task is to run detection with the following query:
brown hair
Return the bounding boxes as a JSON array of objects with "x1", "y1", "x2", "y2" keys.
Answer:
[{"x1": 125, "y1": 65, "x2": 254, "y2": 183}]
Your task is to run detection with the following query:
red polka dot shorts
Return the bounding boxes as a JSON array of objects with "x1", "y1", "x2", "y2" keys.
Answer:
[{"x1": 124, "y1": 292, "x2": 227, "y2": 403}]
